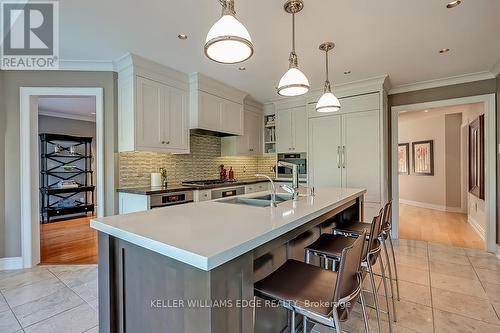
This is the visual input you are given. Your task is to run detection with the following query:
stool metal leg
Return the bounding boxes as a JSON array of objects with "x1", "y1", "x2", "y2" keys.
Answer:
[
  {"x1": 382, "y1": 237, "x2": 397, "y2": 322},
  {"x1": 367, "y1": 261, "x2": 382, "y2": 333},
  {"x1": 290, "y1": 310, "x2": 296, "y2": 333},
  {"x1": 379, "y1": 255, "x2": 393, "y2": 333},
  {"x1": 332, "y1": 308, "x2": 342, "y2": 333},
  {"x1": 359, "y1": 289, "x2": 370, "y2": 333},
  {"x1": 305, "y1": 249, "x2": 310, "y2": 264},
  {"x1": 388, "y1": 235, "x2": 400, "y2": 301},
  {"x1": 302, "y1": 316, "x2": 307, "y2": 333}
]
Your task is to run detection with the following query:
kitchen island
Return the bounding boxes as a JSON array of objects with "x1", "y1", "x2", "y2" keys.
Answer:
[{"x1": 91, "y1": 187, "x2": 366, "y2": 333}]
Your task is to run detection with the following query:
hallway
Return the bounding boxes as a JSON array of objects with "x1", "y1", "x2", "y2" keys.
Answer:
[{"x1": 399, "y1": 204, "x2": 485, "y2": 249}]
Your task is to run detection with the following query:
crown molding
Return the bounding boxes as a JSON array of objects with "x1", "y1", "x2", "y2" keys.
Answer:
[
  {"x1": 389, "y1": 71, "x2": 495, "y2": 95},
  {"x1": 268, "y1": 75, "x2": 389, "y2": 107},
  {"x1": 58, "y1": 59, "x2": 115, "y2": 71},
  {"x1": 39, "y1": 109, "x2": 96, "y2": 123},
  {"x1": 491, "y1": 58, "x2": 500, "y2": 77}
]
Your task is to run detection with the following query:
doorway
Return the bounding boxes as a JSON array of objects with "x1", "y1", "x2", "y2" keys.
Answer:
[
  {"x1": 20, "y1": 88, "x2": 104, "y2": 268},
  {"x1": 391, "y1": 94, "x2": 496, "y2": 252}
]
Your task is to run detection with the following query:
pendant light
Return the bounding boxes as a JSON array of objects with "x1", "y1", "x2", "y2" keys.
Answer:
[
  {"x1": 316, "y1": 42, "x2": 341, "y2": 112},
  {"x1": 204, "y1": 0, "x2": 254, "y2": 64},
  {"x1": 277, "y1": 0, "x2": 309, "y2": 97}
]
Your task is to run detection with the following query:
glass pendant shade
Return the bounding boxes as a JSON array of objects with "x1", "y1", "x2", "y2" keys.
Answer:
[
  {"x1": 205, "y1": 14, "x2": 253, "y2": 64},
  {"x1": 316, "y1": 91, "x2": 340, "y2": 112},
  {"x1": 277, "y1": 67, "x2": 310, "y2": 97}
]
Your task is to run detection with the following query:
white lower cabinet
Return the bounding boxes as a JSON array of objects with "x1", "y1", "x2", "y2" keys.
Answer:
[{"x1": 245, "y1": 182, "x2": 269, "y2": 194}]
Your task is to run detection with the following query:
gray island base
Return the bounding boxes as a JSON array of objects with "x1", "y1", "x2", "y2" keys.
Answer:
[{"x1": 92, "y1": 188, "x2": 365, "y2": 333}]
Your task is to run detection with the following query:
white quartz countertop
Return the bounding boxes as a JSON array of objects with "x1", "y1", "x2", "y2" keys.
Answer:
[{"x1": 90, "y1": 187, "x2": 366, "y2": 271}]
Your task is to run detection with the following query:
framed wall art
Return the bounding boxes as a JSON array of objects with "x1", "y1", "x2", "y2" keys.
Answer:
[
  {"x1": 412, "y1": 140, "x2": 434, "y2": 176},
  {"x1": 398, "y1": 143, "x2": 410, "y2": 175},
  {"x1": 468, "y1": 115, "x2": 484, "y2": 199}
]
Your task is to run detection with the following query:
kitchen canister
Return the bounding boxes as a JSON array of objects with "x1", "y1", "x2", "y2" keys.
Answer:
[{"x1": 151, "y1": 173, "x2": 162, "y2": 187}]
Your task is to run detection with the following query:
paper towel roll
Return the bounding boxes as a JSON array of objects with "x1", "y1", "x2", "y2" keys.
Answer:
[{"x1": 151, "y1": 173, "x2": 162, "y2": 187}]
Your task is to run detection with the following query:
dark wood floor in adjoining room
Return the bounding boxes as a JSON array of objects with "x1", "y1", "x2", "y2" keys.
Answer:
[{"x1": 40, "y1": 215, "x2": 98, "y2": 264}]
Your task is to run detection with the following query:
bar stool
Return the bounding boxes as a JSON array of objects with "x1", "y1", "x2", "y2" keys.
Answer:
[
  {"x1": 335, "y1": 202, "x2": 399, "y2": 321},
  {"x1": 304, "y1": 209, "x2": 392, "y2": 333},
  {"x1": 254, "y1": 231, "x2": 368, "y2": 333}
]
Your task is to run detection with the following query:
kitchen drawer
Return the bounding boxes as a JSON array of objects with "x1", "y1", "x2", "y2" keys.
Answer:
[
  {"x1": 194, "y1": 190, "x2": 211, "y2": 202},
  {"x1": 245, "y1": 185, "x2": 256, "y2": 194},
  {"x1": 255, "y1": 182, "x2": 269, "y2": 192}
]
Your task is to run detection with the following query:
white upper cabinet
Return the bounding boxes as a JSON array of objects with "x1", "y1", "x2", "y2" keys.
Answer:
[
  {"x1": 276, "y1": 105, "x2": 307, "y2": 153},
  {"x1": 221, "y1": 98, "x2": 263, "y2": 156},
  {"x1": 116, "y1": 53, "x2": 189, "y2": 153},
  {"x1": 190, "y1": 73, "x2": 245, "y2": 136}
]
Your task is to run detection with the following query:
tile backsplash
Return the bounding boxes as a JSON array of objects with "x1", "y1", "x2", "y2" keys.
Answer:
[{"x1": 119, "y1": 134, "x2": 276, "y2": 188}]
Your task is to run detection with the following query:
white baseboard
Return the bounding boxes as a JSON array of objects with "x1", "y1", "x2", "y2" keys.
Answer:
[
  {"x1": 468, "y1": 216, "x2": 486, "y2": 240},
  {"x1": 496, "y1": 245, "x2": 500, "y2": 260},
  {"x1": 0, "y1": 257, "x2": 23, "y2": 270},
  {"x1": 399, "y1": 199, "x2": 465, "y2": 213}
]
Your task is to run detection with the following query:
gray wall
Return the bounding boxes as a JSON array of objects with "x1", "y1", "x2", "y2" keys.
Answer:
[
  {"x1": 445, "y1": 113, "x2": 463, "y2": 208},
  {"x1": 497, "y1": 74, "x2": 500, "y2": 244},
  {"x1": 388, "y1": 78, "x2": 499, "y2": 245},
  {"x1": 0, "y1": 70, "x2": 117, "y2": 258}
]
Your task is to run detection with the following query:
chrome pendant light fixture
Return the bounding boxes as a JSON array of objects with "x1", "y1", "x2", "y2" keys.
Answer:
[
  {"x1": 277, "y1": 0, "x2": 309, "y2": 97},
  {"x1": 316, "y1": 42, "x2": 340, "y2": 112},
  {"x1": 204, "y1": 0, "x2": 254, "y2": 64}
]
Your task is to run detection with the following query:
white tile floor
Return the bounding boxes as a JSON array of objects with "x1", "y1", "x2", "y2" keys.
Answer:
[
  {"x1": 0, "y1": 265, "x2": 98, "y2": 333},
  {"x1": 0, "y1": 240, "x2": 499, "y2": 332}
]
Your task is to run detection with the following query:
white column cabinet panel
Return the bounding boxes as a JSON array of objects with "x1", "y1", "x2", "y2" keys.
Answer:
[
  {"x1": 292, "y1": 106, "x2": 308, "y2": 152},
  {"x1": 198, "y1": 91, "x2": 222, "y2": 131},
  {"x1": 220, "y1": 99, "x2": 244, "y2": 135},
  {"x1": 342, "y1": 110, "x2": 381, "y2": 202},
  {"x1": 276, "y1": 109, "x2": 293, "y2": 153},
  {"x1": 309, "y1": 115, "x2": 342, "y2": 188},
  {"x1": 136, "y1": 76, "x2": 163, "y2": 149},
  {"x1": 276, "y1": 106, "x2": 307, "y2": 153},
  {"x1": 164, "y1": 86, "x2": 189, "y2": 150}
]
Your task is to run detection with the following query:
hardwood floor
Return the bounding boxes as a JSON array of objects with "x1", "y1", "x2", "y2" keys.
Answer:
[
  {"x1": 40, "y1": 215, "x2": 98, "y2": 264},
  {"x1": 399, "y1": 204, "x2": 485, "y2": 249}
]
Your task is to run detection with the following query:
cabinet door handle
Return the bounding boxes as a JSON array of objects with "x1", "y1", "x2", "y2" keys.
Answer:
[
  {"x1": 337, "y1": 146, "x2": 341, "y2": 168},
  {"x1": 342, "y1": 146, "x2": 346, "y2": 168}
]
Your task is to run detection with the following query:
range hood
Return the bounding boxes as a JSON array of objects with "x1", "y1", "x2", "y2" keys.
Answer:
[{"x1": 189, "y1": 73, "x2": 246, "y2": 137}]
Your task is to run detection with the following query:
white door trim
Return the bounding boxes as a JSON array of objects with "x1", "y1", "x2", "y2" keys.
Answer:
[
  {"x1": 20, "y1": 87, "x2": 104, "y2": 268},
  {"x1": 391, "y1": 94, "x2": 496, "y2": 252}
]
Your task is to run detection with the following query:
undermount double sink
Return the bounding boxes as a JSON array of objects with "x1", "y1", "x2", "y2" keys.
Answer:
[{"x1": 218, "y1": 193, "x2": 293, "y2": 207}]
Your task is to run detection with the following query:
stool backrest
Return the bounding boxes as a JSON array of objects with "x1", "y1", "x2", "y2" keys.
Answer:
[
  {"x1": 333, "y1": 230, "x2": 367, "y2": 308},
  {"x1": 365, "y1": 208, "x2": 384, "y2": 257},
  {"x1": 382, "y1": 201, "x2": 393, "y2": 232}
]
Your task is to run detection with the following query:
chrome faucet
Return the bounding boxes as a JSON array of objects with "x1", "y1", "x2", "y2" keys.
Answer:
[
  {"x1": 255, "y1": 174, "x2": 277, "y2": 207},
  {"x1": 276, "y1": 161, "x2": 300, "y2": 200}
]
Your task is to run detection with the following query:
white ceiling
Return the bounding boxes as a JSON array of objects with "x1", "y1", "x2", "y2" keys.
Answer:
[
  {"x1": 38, "y1": 96, "x2": 96, "y2": 121},
  {"x1": 59, "y1": 0, "x2": 500, "y2": 102}
]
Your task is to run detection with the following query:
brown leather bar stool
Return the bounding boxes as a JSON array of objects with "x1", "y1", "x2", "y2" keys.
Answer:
[
  {"x1": 304, "y1": 209, "x2": 393, "y2": 333},
  {"x1": 334, "y1": 202, "x2": 399, "y2": 322},
  {"x1": 254, "y1": 231, "x2": 368, "y2": 333}
]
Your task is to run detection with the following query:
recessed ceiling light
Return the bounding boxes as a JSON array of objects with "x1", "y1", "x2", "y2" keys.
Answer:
[
  {"x1": 424, "y1": 110, "x2": 429, "y2": 113},
  {"x1": 446, "y1": 1, "x2": 461, "y2": 9},
  {"x1": 91, "y1": 112, "x2": 96, "y2": 115},
  {"x1": 439, "y1": 48, "x2": 450, "y2": 54},
  {"x1": 238, "y1": 66, "x2": 246, "y2": 71},
  {"x1": 177, "y1": 34, "x2": 188, "y2": 40},
  {"x1": 344, "y1": 70, "x2": 351, "y2": 75}
]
